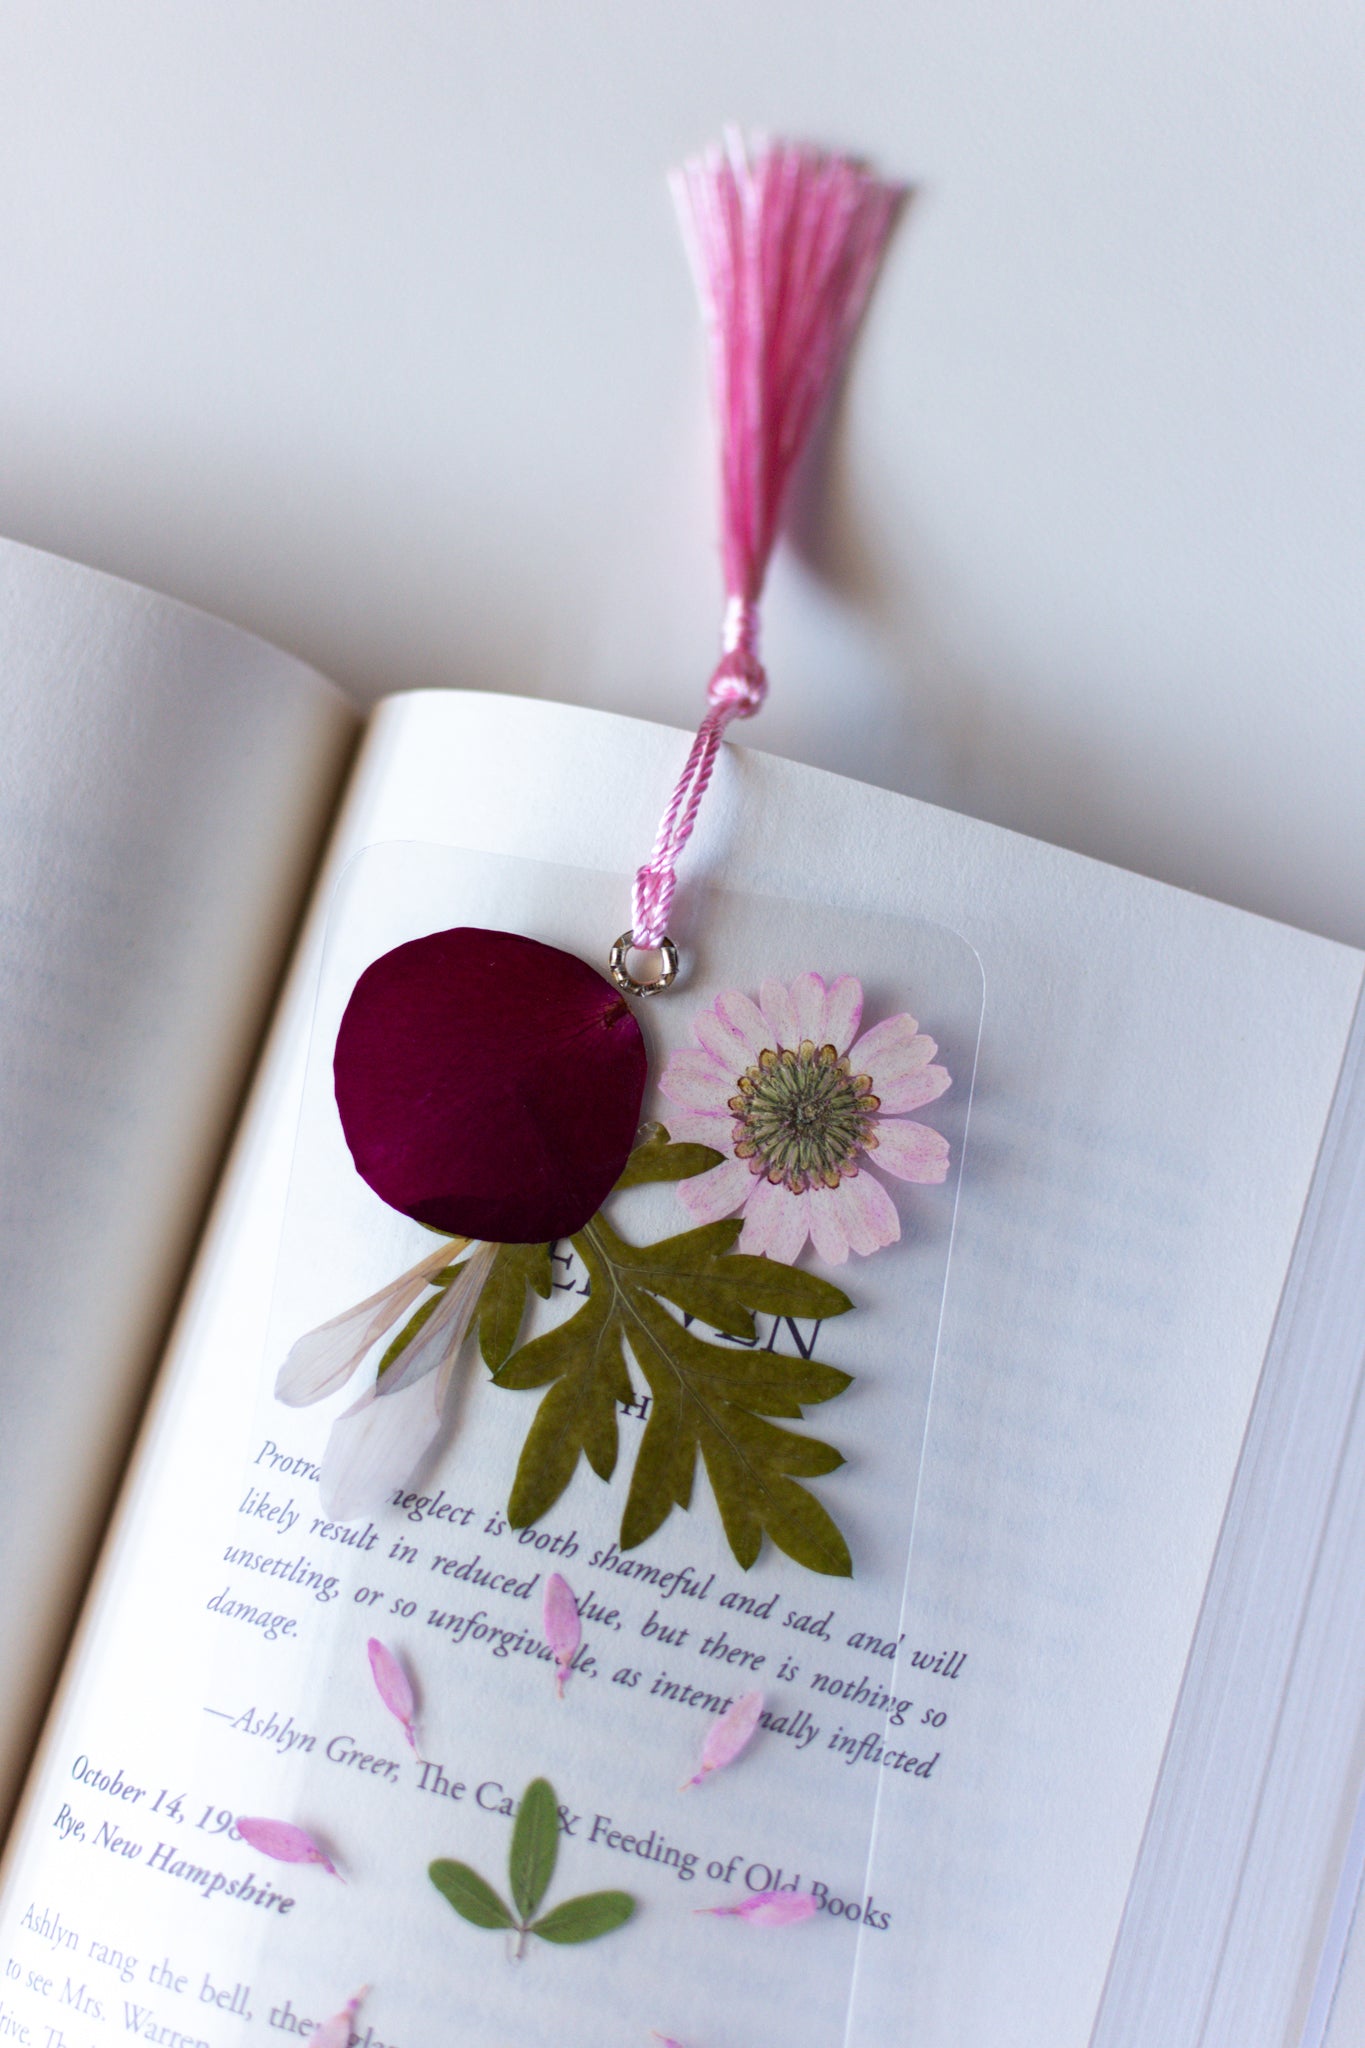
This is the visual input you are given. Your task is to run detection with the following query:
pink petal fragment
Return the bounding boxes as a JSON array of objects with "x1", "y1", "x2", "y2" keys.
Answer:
[
  {"x1": 651, "y1": 2037, "x2": 687, "y2": 2047},
  {"x1": 871, "y1": 1119, "x2": 951, "y2": 1184},
  {"x1": 697, "y1": 1889, "x2": 818, "y2": 1926},
  {"x1": 659, "y1": 1048, "x2": 736, "y2": 1113},
  {"x1": 831, "y1": 1170, "x2": 900, "y2": 1256},
  {"x1": 234, "y1": 1817, "x2": 340, "y2": 1877},
  {"x1": 544, "y1": 1572, "x2": 581, "y2": 1699},
  {"x1": 758, "y1": 978, "x2": 799, "y2": 1049},
  {"x1": 312, "y1": 1992, "x2": 367, "y2": 2048},
  {"x1": 676, "y1": 1157, "x2": 752, "y2": 1226},
  {"x1": 367, "y1": 1638, "x2": 419, "y2": 1752},
  {"x1": 823, "y1": 975, "x2": 864, "y2": 1054},
  {"x1": 736, "y1": 1176, "x2": 808, "y2": 1263},
  {"x1": 789, "y1": 971, "x2": 829, "y2": 1045},
  {"x1": 684, "y1": 1689, "x2": 764, "y2": 1787}
]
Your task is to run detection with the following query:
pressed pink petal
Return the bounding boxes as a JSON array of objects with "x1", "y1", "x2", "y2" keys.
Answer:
[
  {"x1": 873, "y1": 1062, "x2": 951, "y2": 1114},
  {"x1": 544, "y1": 1572, "x2": 581, "y2": 1698},
  {"x1": 657, "y1": 1108, "x2": 731, "y2": 1147},
  {"x1": 367, "y1": 1638, "x2": 418, "y2": 1751},
  {"x1": 789, "y1": 971, "x2": 829, "y2": 1045},
  {"x1": 823, "y1": 975, "x2": 864, "y2": 1054},
  {"x1": 659, "y1": 1048, "x2": 736, "y2": 1112},
  {"x1": 684, "y1": 1689, "x2": 764, "y2": 1786},
  {"x1": 870, "y1": 1119, "x2": 951, "y2": 1184},
  {"x1": 677, "y1": 1158, "x2": 753, "y2": 1225},
  {"x1": 698, "y1": 1889, "x2": 818, "y2": 1926},
  {"x1": 737, "y1": 1177, "x2": 809, "y2": 1263},
  {"x1": 758, "y1": 978, "x2": 799, "y2": 1049},
  {"x1": 807, "y1": 1186, "x2": 852, "y2": 1266},
  {"x1": 831, "y1": 1171, "x2": 900, "y2": 1256},
  {"x1": 312, "y1": 1993, "x2": 366, "y2": 2048},
  {"x1": 235, "y1": 1817, "x2": 339, "y2": 1877},
  {"x1": 714, "y1": 989, "x2": 775, "y2": 1061},
  {"x1": 693, "y1": 1005, "x2": 753, "y2": 1078}
]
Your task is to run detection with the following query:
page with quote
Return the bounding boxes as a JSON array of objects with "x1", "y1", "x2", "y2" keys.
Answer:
[
  {"x1": 0, "y1": 692, "x2": 1358, "y2": 2048},
  {"x1": 0, "y1": 539, "x2": 357, "y2": 1825}
]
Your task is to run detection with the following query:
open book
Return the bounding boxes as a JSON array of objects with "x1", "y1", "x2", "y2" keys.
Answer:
[{"x1": 1, "y1": 534, "x2": 1362, "y2": 2048}]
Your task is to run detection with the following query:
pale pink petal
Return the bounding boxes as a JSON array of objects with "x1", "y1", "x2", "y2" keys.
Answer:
[
  {"x1": 235, "y1": 1817, "x2": 339, "y2": 1877},
  {"x1": 367, "y1": 1638, "x2": 418, "y2": 1751},
  {"x1": 319, "y1": 1371, "x2": 444, "y2": 1522},
  {"x1": 372, "y1": 1241, "x2": 495, "y2": 1398},
  {"x1": 869, "y1": 1119, "x2": 951, "y2": 1184},
  {"x1": 698, "y1": 1890, "x2": 818, "y2": 1926},
  {"x1": 274, "y1": 1237, "x2": 465, "y2": 1407},
  {"x1": 676, "y1": 1158, "x2": 754, "y2": 1225},
  {"x1": 693, "y1": 1005, "x2": 753, "y2": 1078},
  {"x1": 807, "y1": 1186, "x2": 852, "y2": 1266},
  {"x1": 659, "y1": 1048, "x2": 737, "y2": 1112},
  {"x1": 544, "y1": 1572, "x2": 581, "y2": 1699},
  {"x1": 657, "y1": 1108, "x2": 731, "y2": 1148},
  {"x1": 850, "y1": 1012, "x2": 935, "y2": 1086},
  {"x1": 823, "y1": 975, "x2": 864, "y2": 1054},
  {"x1": 758, "y1": 978, "x2": 799, "y2": 1049},
  {"x1": 831, "y1": 1171, "x2": 900, "y2": 1256},
  {"x1": 872, "y1": 1063, "x2": 951, "y2": 1114},
  {"x1": 789, "y1": 971, "x2": 829, "y2": 1045},
  {"x1": 684, "y1": 1689, "x2": 764, "y2": 1786},
  {"x1": 312, "y1": 1993, "x2": 367, "y2": 2048},
  {"x1": 737, "y1": 1177, "x2": 809, "y2": 1263},
  {"x1": 714, "y1": 989, "x2": 775, "y2": 1061}
]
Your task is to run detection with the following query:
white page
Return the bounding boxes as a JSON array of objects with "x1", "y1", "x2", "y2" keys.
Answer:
[
  {"x1": 0, "y1": 540, "x2": 356, "y2": 1823},
  {"x1": 0, "y1": 691, "x2": 1358, "y2": 2048}
]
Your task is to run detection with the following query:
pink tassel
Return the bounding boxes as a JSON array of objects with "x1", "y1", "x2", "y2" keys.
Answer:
[
  {"x1": 543, "y1": 1572, "x2": 581, "y2": 1699},
  {"x1": 632, "y1": 131, "x2": 902, "y2": 951},
  {"x1": 696, "y1": 1889, "x2": 818, "y2": 1928},
  {"x1": 233, "y1": 1816, "x2": 342, "y2": 1879},
  {"x1": 312, "y1": 1990, "x2": 368, "y2": 2048},
  {"x1": 367, "y1": 1637, "x2": 420, "y2": 1754},
  {"x1": 682, "y1": 1688, "x2": 764, "y2": 1788}
]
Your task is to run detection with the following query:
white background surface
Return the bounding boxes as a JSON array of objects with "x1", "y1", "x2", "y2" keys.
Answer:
[{"x1": 1, "y1": 0, "x2": 1361, "y2": 947}]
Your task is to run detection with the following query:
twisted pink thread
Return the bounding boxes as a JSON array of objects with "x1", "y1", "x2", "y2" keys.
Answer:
[{"x1": 631, "y1": 130, "x2": 902, "y2": 952}]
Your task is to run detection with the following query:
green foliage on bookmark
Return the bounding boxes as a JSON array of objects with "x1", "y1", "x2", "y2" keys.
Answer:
[
  {"x1": 490, "y1": 1129, "x2": 856, "y2": 1578},
  {"x1": 429, "y1": 1777, "x2": 634, "y2": 1955}
]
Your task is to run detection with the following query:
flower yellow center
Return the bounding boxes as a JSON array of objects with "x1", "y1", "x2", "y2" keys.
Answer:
[{"x1": 729, "y1": 1041, "x2": 880, "y2": 1195}]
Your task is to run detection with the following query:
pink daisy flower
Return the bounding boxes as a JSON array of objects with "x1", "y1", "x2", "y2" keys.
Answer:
[{"x1": 659, "y1": 973, "x2": 950, "y2": 1266}]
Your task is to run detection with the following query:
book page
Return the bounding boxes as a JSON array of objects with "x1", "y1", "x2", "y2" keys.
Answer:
[
  {"x1": 0, "y1": 540, "x2": 356, "y2": 1823},
  {"x1": 0, "y1": 690, "x2": 1359, "y2": 2047}
]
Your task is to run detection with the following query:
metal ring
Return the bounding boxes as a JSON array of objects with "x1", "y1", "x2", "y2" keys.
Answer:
[{"x1": 609, "y1": 931, "x2": 679, "y2": 998}]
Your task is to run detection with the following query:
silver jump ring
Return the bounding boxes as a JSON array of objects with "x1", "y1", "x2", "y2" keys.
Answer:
[{"x1": 609, "y1": 931, "x2": 679, "y2": 998}]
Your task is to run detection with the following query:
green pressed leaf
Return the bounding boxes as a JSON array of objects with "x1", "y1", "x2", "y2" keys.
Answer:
[
  {"x1": 508, "y1": 1777, "x2": 558, "y2": 1922},
  {"x1": 493, "y1": 1189, "x2": 855, "y2": 1576},
  {"x1": 614, "y1": 1123, "x2": 726, "y2": 1189},
  {"x1": 428, "y1": 1859, "x2": 516, "y2": 1930},
  {"x1": 479, "y1": 1242, "x2": 554, "y2": 1370},
  {"x1": 530, "y1": 1890, "x2": 636, "y2": 1945}
]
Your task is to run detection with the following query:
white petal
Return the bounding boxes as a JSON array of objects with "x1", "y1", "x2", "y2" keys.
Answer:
[
  {"x1": 659, "y1": 1048, "x2": 736, "y2": 1111},
  {"x1": 831, "y1": 1171, "x2": 901, "y2": 1255},
  {"x1": 759, "y1": 978, "x2": 799, "y2": 1049},
  {"x1": 823, "y1": 976, "x2": 864, "y2": 1053},
  {"x1": 676, "y1": 1157, "x2": 754, "y2": 1224},
  {"x1": 869, "y1": 1119, "x2": 951, "y2": 1184},
  {"x1": 320, "y1": 1372, "x2": 445, "y2": 1522},
  {"x1": 379, "y1": 1242, "x2": 495, "y2": 1396},
  {"x1": 274, "y1": 1237, "x2": 466, "y2": 1406},
  {"x1": 738, "y1": 1177, "x2": 809, "y2": 1263},
  {"x1": 790, "y1": 972, "x2": 829, "y2": 1045},
  {"x1": 807, "y1": 1187, "x2": 851, "y2": 1265},
  {"x1": 714, "y1": 989, "x2": 775, "y2": 1061},
  {"x1": 694, "y1": 1006, "x2": 753, "y2": 1078}
]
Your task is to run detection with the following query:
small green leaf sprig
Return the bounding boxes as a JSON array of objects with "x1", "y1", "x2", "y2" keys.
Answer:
[{"x1": 430, "y1": 1777, "x2": 634, "y2": 1958}]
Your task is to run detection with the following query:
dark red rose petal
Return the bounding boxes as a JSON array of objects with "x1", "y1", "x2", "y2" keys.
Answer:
[{"x1": 333, "y1": 927, "x2": 647, "y2": 1243}]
